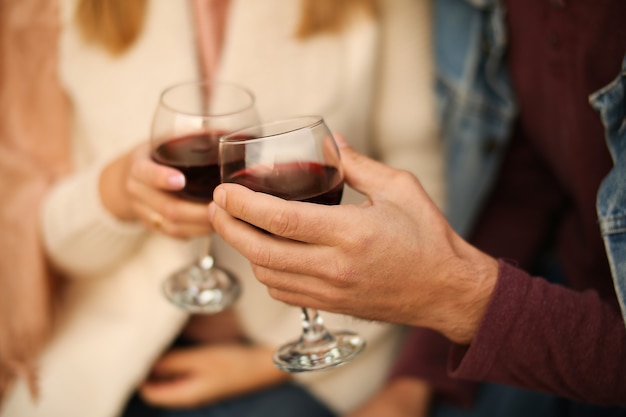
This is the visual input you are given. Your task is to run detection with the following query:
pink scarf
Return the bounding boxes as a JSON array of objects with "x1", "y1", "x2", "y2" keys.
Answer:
[
  {"x1": 192, "y1": 0, "x2": 230, "y2": 80},
  {"x1": 0, "y1": 0, "x2": 70, "y2": 401}
]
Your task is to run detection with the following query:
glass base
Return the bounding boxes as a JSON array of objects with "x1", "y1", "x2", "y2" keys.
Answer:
[
  {"x1": 162, "y1": 262, "x2": 240, "y2": 314},
  {"x1": 273, "y1": 330, "x2": 365, "y2": 373}
]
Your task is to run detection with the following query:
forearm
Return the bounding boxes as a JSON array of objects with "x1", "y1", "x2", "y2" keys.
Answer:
[
  {"x1": 41, "y1": 161, "x2": 145, "y2": 276},
  {"x1": 418, "y1": 234, "x2": 499, "y2": 346},
  {"x1": 449, "y1": 260, "x2": 626, "y2": 404}
]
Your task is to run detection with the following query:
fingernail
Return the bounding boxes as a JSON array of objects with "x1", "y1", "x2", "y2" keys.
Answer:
[
  {"x1": 333, "y1": 133, "x2": 349, "y2": 148},
  {"x1": 213, "y1": 186, "x2": 225, "y2": 206},
  {"x1": 168, "y1": 174, "x2": 185, "y2": 188},
  {"x1": 208, "y1": 202, "x2": 216, "y2": 221}
]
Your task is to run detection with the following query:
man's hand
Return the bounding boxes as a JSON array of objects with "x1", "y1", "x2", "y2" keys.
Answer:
[{"x1": 209, "y1": 138, "x2": 498, "y2": 344}]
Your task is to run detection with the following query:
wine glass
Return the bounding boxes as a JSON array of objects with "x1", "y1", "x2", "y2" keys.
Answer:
[
  {"x1": 150, "y1": 80, "x2": 260, "y2": 313},
  {"x1": 219, "y1": 116, "x2": 366, "y2": 372}
]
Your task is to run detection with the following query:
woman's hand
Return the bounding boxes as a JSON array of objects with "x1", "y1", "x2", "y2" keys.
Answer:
[
  {"x1": 139, "y1": 343, "x2": 290, "y2": 408},
  {"x1": 99, "y1": 143, "x2": 215, "y2": 239}
]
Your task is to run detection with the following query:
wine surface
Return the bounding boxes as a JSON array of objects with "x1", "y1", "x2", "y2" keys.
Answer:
[
  {"x1": 153, "y1": 132, "x2": 223, "y2": 202},
  {"x1": 224, "y1": 161, "x2": 344, "y2": 205}
]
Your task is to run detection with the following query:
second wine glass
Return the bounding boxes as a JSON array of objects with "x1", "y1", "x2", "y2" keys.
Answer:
[
  {"x1": 150, "y1": 80, "x2": 260, "y2": 313},
  {"x1": 219, "y1": 116, "x2": 366, "y2": 372}
]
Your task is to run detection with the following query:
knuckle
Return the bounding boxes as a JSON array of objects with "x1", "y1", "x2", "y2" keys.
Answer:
[
  {"x1": 160, "y1": 202, "x2": 179, "y2": 222},
  {"x1": 267, "y1": 288, "x2": 298, "y2": 307},
  {"x1": 392, "y1": 169, "x2": 419, "y2": 188},
  {"x1": 268, "y1": 209, "x2": 300, "y2": 237},
  {"x1": 340, "y1": 227, "x2": 372, "y2": 253},
  {"x1": 225, "y1": 190, "x2": 250, "y2": 218},
  {"x1": 249, "y1": 243, "x2": 275, "y2": 269},
  {"x1": 251, "y1": 264, "x2": 269, "y2": 283},
  {"x1": 328, "y1": 263, "x2": 354, "y2": 290}
]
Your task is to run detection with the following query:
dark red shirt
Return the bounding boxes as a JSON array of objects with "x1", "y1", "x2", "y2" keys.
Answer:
[{"x1": 392, "y1": 0, "x2": 626, "y2": 406}]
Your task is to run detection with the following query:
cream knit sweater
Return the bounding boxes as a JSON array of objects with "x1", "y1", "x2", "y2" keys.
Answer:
[{"x1": 1, "y1": 0, "x2": 441, "y2": 416}]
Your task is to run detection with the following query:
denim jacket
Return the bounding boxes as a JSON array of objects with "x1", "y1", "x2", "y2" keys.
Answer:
[
  {"x1": 591, "y1": 56, "x2": 626, "y2": 323},
  {"x1": 434, "y1": 0, "x2": 516, "y2": 238},
  {"x1": 434, "y1": 0, "x2": 626, "y2": 323}
]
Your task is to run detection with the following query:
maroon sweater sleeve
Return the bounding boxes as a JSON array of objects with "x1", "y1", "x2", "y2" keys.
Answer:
[{"x1": 448, "y1": 259, "x2": 626, "y2": 405}]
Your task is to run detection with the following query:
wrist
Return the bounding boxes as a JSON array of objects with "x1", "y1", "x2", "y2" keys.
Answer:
[
  {"x1": 437, "y1": 240, "x2": 499, "y2": 345},
  {"x1": 447, "y1": 247, "x2": 499, "y2": 345},
  {"x1": 99, "y1": 153, "x2": 136, "y2": 221}
]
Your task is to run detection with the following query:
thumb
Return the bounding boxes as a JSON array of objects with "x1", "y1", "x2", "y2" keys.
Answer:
[{"x1": 335, "y1": 134, "x2": 397, "y2": 199}]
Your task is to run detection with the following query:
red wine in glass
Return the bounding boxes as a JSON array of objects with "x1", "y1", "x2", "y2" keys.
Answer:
[
  {"x1": 219, "y1": 116, "x2": 365, "y2": 373},
  {"x1": 223, "y1": 161, "x2": 344, "y2": 205},
  {"x1": 152, "y1": 132, "x2": 223, "y2": 203},
  {"x1": 150, "y1": 79, "x2": 260, "y2": 314}
]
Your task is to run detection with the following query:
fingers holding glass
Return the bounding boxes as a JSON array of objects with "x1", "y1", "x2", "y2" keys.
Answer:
[
  {"x1": 149, "y1": 80, "x2": 259, "y2": 313},
  {"x1": 219, "y1": 116, "x2": 365, "y2": 372}
]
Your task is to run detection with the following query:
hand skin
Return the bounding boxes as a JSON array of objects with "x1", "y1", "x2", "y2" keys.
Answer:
[
  {"x1": 139, "y1": 343, "x2": 290, "y2": 408},
  {"x1": 98, "y1": 143, "x2": 215, "y2": 239},
  {"x1": 209, "y1": 135, "x2": 499, "y2": 345},
  {"x1": 347, "y1": 378, "x2": 432, "y2": 417}
]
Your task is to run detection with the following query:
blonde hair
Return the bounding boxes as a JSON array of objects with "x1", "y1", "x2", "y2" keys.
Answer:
[
  {"x1": 75, "y1": 0, "x2": 377, "y2": 54},
  {"x1": 296, "y1": 0, "x2": 377, "y2": 39},
  {"x1": 75, "y1": 0, "x2": 149, "y2": 55}
]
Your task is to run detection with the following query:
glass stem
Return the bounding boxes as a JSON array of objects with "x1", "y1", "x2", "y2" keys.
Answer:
[
  {"x1": 195, "y1": 237, "x2": 217, "y2": 288},
  {"x1": 198, "y1": 237, "x2": 214, "y2": 270},
  {"x1": 300, "y1": 308, "x2": 335, "y2": 346}
]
